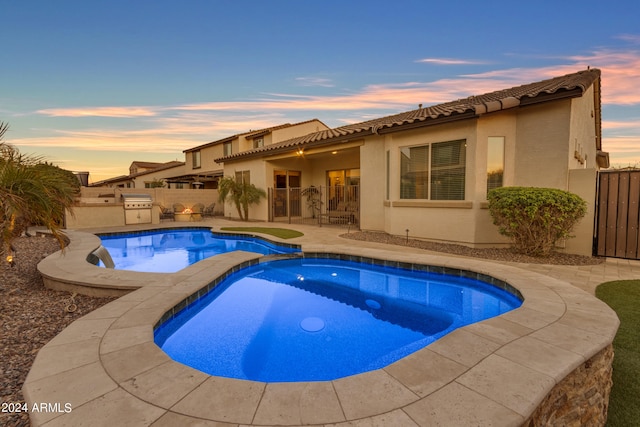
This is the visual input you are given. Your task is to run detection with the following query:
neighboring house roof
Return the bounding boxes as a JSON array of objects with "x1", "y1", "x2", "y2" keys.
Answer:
[
  {"x1": 217, "y1": 68, "x2": 603, "y2": 163},
  {"x1": 164, "y1": 169, "x2": 223, "y2": 183},
  {"x1": 184, "y1": 119, "x2": 328, "y2": 153},
  {"x1": 130, "y1": 161, "x2": 167, "y2": 170},
  {"x1": 89, "y1": 175, "x2": 130, "y2": 186},
  {"x1": 89, "y1": 161, "x2": 185, "y2": 186}
]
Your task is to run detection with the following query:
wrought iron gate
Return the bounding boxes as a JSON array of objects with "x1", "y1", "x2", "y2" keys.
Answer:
[{"x1": 268, "y1": 185, "x2": 360, "y2": 227}]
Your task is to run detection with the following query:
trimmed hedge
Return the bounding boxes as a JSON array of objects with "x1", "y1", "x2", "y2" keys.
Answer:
[{"x1": 487, "y1": 187, "x2": 587, "y2": 257}]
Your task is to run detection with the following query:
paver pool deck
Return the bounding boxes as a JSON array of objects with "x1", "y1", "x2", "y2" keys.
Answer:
[{"x1": 24, "y1": 219, "x2": 628, "y2": 426}]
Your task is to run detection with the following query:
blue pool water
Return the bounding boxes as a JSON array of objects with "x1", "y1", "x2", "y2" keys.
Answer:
[
  {"x1": 155, "y1": 258, "x2": 522, "y2": 382},
  {"x1": 98, "y1": 228, "x2": 299, "y2": 272}
]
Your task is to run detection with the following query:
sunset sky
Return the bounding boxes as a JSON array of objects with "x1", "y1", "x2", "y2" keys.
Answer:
[{"x1": 2, "y1": 0, "x2": 640, "y2": 183}]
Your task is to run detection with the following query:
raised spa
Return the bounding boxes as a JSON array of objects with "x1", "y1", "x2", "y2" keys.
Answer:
[
  {"x1": 155, "y1": 257, "x2": 522, "y2": 382},
  {"x1": 97, "y1": 228, "x2": 299, "y2": 272}
]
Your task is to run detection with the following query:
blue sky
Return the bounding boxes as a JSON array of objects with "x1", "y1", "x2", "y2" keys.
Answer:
[{"x1": 2, "y1": 0, "x2": 640, "y2": 182}]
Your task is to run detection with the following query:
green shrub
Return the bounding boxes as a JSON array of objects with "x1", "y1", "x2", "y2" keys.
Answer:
[{"x1": 487, "y1": 187, "x2": 587, "y2": 257}]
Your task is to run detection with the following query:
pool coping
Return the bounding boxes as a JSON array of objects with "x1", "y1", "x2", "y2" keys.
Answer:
[{"x1": 25, "y1": 226, "x2": 619, "y2": 426}]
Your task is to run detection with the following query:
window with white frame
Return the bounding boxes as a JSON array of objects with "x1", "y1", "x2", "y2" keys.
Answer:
[
  {"x1": 400, "y1": 139, "x2": 466, "y2": 200},
  {"x1": 223, "y1": 142, "x2": 232, "y2": 157},
  {"x1": 253, "y1": 137, "x2": 264, "y2": 149}
]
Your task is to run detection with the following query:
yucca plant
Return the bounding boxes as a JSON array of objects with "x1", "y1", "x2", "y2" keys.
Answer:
[{"x1": 0, "y1": 122, "x2": 80, "y2": 264}]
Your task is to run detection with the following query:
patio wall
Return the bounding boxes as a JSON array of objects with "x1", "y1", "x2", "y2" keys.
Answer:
[{"x1": 65, "y1": 188, "x2": 220, "y2": 229}]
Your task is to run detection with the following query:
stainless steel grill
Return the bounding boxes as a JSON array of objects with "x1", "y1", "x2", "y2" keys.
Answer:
[{"x1": 122, "y1": 194, "x2": 153, "y2": 224}]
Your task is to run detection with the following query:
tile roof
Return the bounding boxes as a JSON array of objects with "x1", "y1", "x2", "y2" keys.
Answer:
[
  {"x1": 130, "y1": 161, "x2": 167, "y2": 169},
  {"x1": 217, "y1": 68, "x2": 601, "y2": 163},
  {"x1": 185, "y1": 119, "x2": 328, "y2": 153},
  {"x1": 89, "y1": 161, "x2": 185, "y2": 186}
]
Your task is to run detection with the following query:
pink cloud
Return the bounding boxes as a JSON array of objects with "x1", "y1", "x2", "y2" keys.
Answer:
[
  {"x1": 295, "y1": 77, "x2": 335, "y2": 88},
  {"x1": 602, "y1": 119, "x2": 640, "y2": 131},
  {"x1": 603, "y1": 136, "x2": 640, "y2": 154},
  {"x1": 616, "y1": 34, "x2": 640, "y2": 44},
  {"x1": 12, "y1": 112, "x2": 288, "y2": 153},
  {"x1": 602, "y1": 135, "x2": 640, "y2": 168},
  {"x1": 416, "y1": 58, "x2": 487, "y2": 65},
  {"x1": 21, "y1": 44, "x2": 639, "y2": 175},
  {"x1": 34, "y1": 46, "x2": 640, "y2": 125},
  {"x1": 457, "y1": 49, "x2": 640, "y2": 106},
  {"x1": 36, "y1": 106, "x2": 158, "y2": 118}
]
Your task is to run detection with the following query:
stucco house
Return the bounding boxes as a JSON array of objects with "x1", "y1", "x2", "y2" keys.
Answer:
[
  {"x1": 216, "y1": 68, "x2": 608, "y2": 256},
  {"x1": 90, "y1": 161, "x2": 186, "y2": 189},
  {"x1": 169, "y1": 119, "x2": 331, "y2": 189}
]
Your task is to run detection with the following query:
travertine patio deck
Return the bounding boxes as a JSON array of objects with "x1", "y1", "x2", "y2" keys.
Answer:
[{"x1": 24, "y1": 220, "x2": 624, "y2": 426}]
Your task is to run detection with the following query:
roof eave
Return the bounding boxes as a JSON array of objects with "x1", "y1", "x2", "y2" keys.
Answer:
[
  {"x1": 184, "y1": 135, "x2": 235, "y2": 153},
  {"x1": 376, "y1": 111, "x2": 478, "y2": 135},
  {"x1": 217, "y1": 130, "x2": 374, "y2": 164},
  {"x1": 519, "y1": 87, "x2": 584, "y2": 107}
]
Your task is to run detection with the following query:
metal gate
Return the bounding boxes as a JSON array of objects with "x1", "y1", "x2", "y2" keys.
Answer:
[
  {"x1": 595, "y1": 170, "x2": 640, "y2": 259},
  {"x1": 268, "y1": 185, "x2": 360, "y2": 227}
]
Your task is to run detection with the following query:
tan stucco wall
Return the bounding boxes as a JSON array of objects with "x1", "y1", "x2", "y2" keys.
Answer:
[
  {"x1": 473, "y1": 111, "x2": 518, "y2": 199},
  {"x1": 67, "y1": 188, "x2": 219, "y2": 229},
  {"x1": 472, "y1": 112, "x2": 517, "y2": 245},
  {"x1": 239, "y1": 134, "x2": 267, "y2": 153},
  {"x1": 65, "y1": 205, "x2": 134, "y2": 229},
  {"x1": 185, "y1": 145, "x2": 224, "y2": 176},
  {"x1": 236, "y1": 120, "x2": 330, "y2": 152},
  {"x1": 363, "y1": 121, "x2": 481, "y2": 245},
  {"x1": 565, "y1": 168, "x2": 598, "y2": 256},
  {"x1": 513, "y1": 101, "x2": 572, "y2": 188},
  {"x1": 306, "y1": 149, "x2": 360, "y2": 185},
  {"x1": 272, "y1": 120, "x2": 329, "y2": 144},
  {"x1": 132, "y1": 164, "x2": 186, "y2": 189},
  {"x1": 360, "y1": 136, "x2": 386, "y2": 231},
  {"x1": 357, "y1": 101, "x2": 596, "y2": 254},
  {"x1": 569, "y1": 85, "x2": 598, "y2": 170},
  {"x1": 221, "y1": 158, "x2": 270, "y2": 222}
]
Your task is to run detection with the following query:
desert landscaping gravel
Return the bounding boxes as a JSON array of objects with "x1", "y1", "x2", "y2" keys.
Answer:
[
  {"x1": 342, "y1": 231, "x2": 604, "y2": 265},
  {"x1": 1, "y1": 236, "x2": 115, "y2": 427}
]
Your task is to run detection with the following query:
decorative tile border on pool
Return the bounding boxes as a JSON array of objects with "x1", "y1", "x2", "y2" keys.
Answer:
[
  {"x1": 95, "y1": 227, "x2": 302, "y2": 253},
  {"x1": 153, "y1": 250, "x2": 523, "y2": 339},
  {"x1": 95, "y1": 226, "x2": 214, "y2": 238},
  {"x1": 152, "y1": 257, "x2": 262, "y2": 330},
  {"x1": 211, "y1": 230, "x2": 302, "y2": 252},
  {"x1": 301, "y1": 251, "x2": 524, "y2": 301}
]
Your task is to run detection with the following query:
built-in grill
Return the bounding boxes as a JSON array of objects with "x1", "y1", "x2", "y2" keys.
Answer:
[{"x1": 122, "y1": 194, "x2": 153, "y2": 225}]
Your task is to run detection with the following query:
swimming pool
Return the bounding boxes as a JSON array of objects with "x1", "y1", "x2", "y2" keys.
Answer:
[
  {"x1": 97, "y1": 228, "x2": 300, "y2": 272},
  {"x1": 155, "y1": 257, "x2": 522, "y2": 382}
]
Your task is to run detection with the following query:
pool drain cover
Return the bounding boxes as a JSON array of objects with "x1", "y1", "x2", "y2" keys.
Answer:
[{"x1": 300, "y1": 317, "x2": 325, "y2": 332}]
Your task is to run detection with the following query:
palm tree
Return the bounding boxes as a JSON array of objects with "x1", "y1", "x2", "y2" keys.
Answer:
[
  {"x1": 0, "y1": 122, "x2": 80, "y2": 264},
  {"x1": 217, "y1": 176, "x2": 266, "y2": 221}
]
